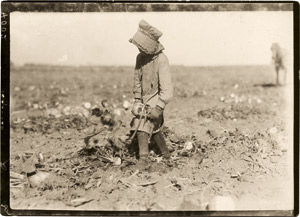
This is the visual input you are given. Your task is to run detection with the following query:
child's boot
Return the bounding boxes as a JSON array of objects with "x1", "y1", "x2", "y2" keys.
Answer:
[
  {"x1": 135, "y1": 131, "x2": 150, "y2": 170},
  {"x1": 153, "y1": 132, "x2": 171, "y2": 159}
]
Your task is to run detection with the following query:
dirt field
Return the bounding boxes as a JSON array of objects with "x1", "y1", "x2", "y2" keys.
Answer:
[{"x1": 9, "y1": 64, "x2": 294, "y2": 212}]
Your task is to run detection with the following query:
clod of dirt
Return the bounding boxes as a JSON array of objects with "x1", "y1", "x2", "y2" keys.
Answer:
[
  {"x1": 169, "y1": 134, "x2": 180, "y2": 143},
  {"x1": 257, "y1": 138, "x2": 268, "y2": 147},
  {"x1": 123, "y1": 100, "x2": 130, "y2": 110},
  {"x1": 101, "y1": 99, "x2": 109, "y2": 108},
  {"x1": 70, "y1": 106, "x2": 89, "y2": 118},
  {"x1": 84, "y1": 179, "x2": 94, "y2": 190},
  {"x1": 38, "y1": 153, "x2": 44, "y2": 163},
  {"x1": 268, "y1": 127, "x2": 278, "y2": 135},
  {"x1": 84, "y1": 102, "x2": 91, "y2": 109},
  {"x1": 28, "y1": 85, "x2": 35, "y2": 91},
  {"x1": 20, "y1": 156, "x2": 39, "y2": 174},
  {"x1": 44, "y1": 108, "x2": 62, "y2": 118},
  {"x1": 63, "y1": 106, "x2": 71, "y2": 115},
  {"x1": 91, "y1": 107, "x2": 103, "y2": 117},
  {"x1": 101, "y1": 113, "x2": 115, "y2": 126},
  {"x1": 14, "y1": 86, "x2": 21, "y2": 91},
  {"x1": 28, "y1": 171, "x2": 50, "y2": 187},
  {"x1": 33, "y1": 104, "x2": 39, "y2": 110},
  {"x1": 256, "y1": 98, "x2": 262, "y2": 104},
  {"x1": 237, "y1": 175, "x2": 251, "y2": 183},
  {"x1": 86, "y1": 134, "x2": 107, "y2": 148},
  {"x1": 88, "y1": 115, "x2": 101, "y2": 125},
  {"x1": 96, "y1": 179, "x2": 102, "y2": 187},
  {"x1": 230, "y1": 173, "x2": 239, "y2": 178},
  {"x1": 23, "y1": 123, "x2": 33, "y2": 132},
  {"x1": 184, "y1": 141, "x2": 194, "y2": 151},
  {"x1": 270, "y1": 155, "x2": 280, "y2": 163},
  {"x1": 108, "y1": 136, "x2": 125, "y2": 150},
  {"x1": 206, "y1": 129, "x2": 217, "y2": 138},
  {"x1": 113, "y1": 108, "x2": 122, "y2": 117},
  {"x1": 66, "y1": 197, "x2": 94, "y2": 207},
  {"x1": 161, "y1": 127, "x2": 181, "y2": 144},
  {"x1": 112, "y1": 158, "x2": 121, "y2": 166},
  {"x1": 192, "y1": 90, "x2": 207, "y2": 97}
]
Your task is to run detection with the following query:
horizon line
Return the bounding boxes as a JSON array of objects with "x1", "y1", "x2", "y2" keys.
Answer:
[{"x1": 12, "y1": 63, "x2": 272, "y2": 68}]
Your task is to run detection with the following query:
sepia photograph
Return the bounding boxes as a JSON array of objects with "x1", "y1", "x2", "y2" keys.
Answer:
[{"x1": 1, "y1": 2, "x2": 298, "y2": 215}]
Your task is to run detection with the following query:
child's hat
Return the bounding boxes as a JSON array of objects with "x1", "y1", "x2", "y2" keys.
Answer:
[{"x1": 129, "y1": 20, "x2": 163, "y2": 54}]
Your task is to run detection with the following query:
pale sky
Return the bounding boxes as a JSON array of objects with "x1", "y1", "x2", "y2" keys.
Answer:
[{"x1": 11, "y1": 11, "x2": 293, "y2": 66}]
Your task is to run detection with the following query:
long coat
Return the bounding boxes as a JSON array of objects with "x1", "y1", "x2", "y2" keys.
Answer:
[{"x1": 131, "y1": 50, "x2": 173, "y2": 134}]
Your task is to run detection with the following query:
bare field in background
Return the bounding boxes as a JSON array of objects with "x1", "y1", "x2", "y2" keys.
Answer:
[{"x1": 9, "y1": 65, "x2": 293, "y2": 211}]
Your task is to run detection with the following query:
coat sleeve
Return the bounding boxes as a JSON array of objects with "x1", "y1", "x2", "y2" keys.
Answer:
[
  {"x1": 157, "y1": 53, "x2": 173, "y2": 109},
  {"x1": 133, "y1": 54, "x2": 142, "y2": 101}
]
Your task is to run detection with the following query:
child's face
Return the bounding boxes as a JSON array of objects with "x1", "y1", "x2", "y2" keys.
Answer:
[{"x1": 138, "y1": 48, "x2": 148, "y2": 57}]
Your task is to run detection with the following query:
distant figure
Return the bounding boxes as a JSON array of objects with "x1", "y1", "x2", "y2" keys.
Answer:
[{"x1": 271, "y1": 43, "x2": 287, "y2": 85}]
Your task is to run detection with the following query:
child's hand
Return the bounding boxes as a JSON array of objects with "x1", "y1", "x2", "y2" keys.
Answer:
[
  {"x1": 132, "y1": 101, "x2": 143, "y2": 116},
  {"x1": 148, "y1": 106, "x2": 163, "y2": 120}
]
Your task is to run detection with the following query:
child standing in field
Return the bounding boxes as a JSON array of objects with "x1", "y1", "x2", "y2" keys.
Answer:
[{"x1": 129, "y1": 20, "x2": 173, "y2": 169}]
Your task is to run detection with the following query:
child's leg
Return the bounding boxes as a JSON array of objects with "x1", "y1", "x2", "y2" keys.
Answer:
[
  {"x1": 137, "y1": 131, "x2": 149, "y2": 160},
  {"x1": 153, "y1": 132, "x2": 170, "y2": 159},
  {"x1": 276, "y1": 67, "x2": 279, "y2": 85}
]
